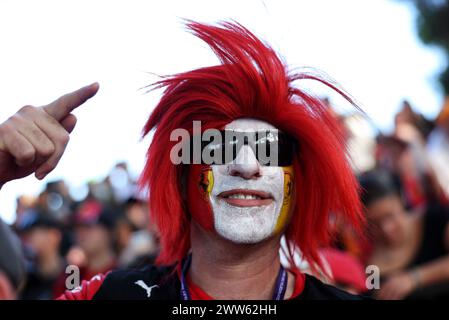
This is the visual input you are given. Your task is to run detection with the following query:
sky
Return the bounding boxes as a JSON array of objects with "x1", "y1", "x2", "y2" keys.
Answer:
[{"x1": 0, "y1": 0, "x2": 446, "y2": 223}]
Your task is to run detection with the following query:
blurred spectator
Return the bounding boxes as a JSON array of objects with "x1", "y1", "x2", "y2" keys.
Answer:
[
  {"x1": 115, "y1": 197, "x2": 158, "y2": 267},
  {"x1": 370, "y1": 100, "x2": 448, "y2": 212},
  {"x1": 109, "y1": 162, "x2": 137, "y2": 203},
  {"x1": 3, "y1": 162, "x2": 161, "y2": 299},
  {"x1": 343, "y1": 113, "x2": 376, "y2": 174},
  {"x1": 123, "y1": 196, "x2": 150, "y2": 230},
  {"x1": 427, "y1": 98, "x2": 449, "y2": 199},
  {"x1": 376, "y1": 134, "x2": 447, "y2": 210},
  {"x1": 0, "y1": 218, "x2": 26, "y2": 300},
  {"x1": 36, "y1": 180, "x2": 75, "y2": 225},
  {"x1": 72, "y1": 200, "x2": 118, "y2": 277},
  {"x1": 16, "y1": 211, "x2": 65, "y2": 300},
  {"x1": 14, "y1": 195, "x2": 37, "y2": 229},
  {"x1": 394, "y1": 100, "x2": 434, "y2": 140},
  {"x1": 52, "y1": 199, "x2": 119, "y2": 297},
  {"x1": 359, "y1": 170, "x2": 449, "y2": 299}
]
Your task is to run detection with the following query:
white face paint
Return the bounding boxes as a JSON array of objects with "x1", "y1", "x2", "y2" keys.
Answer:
[{"x1": 210, "y1": 119, "x2": 285, "y2": 243}]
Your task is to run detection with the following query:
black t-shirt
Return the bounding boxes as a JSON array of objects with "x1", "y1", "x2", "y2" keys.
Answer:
[
  {"x1": 408, "y1": 205, "x2": 449, "y2": 268},
  {"x1": 87, "y1": 265, "x2": 365, "y2": 300}
]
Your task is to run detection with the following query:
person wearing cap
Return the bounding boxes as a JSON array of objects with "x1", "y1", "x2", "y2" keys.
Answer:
[
  {"x1": 16, "y1": 211, "x2": 65, "y2": 300},
  {"x1": 115, "y1": 196, "x2": 159, "y2": 268},
  {"x1": 0, "y1": 218, "x2": 26, "y2": 300},
  {"x1": 49, "y1": 199, "x2": 119, "y2": 298},
  {"x1": 72, "y1": 200, "x2": 117, "y2": 281}
]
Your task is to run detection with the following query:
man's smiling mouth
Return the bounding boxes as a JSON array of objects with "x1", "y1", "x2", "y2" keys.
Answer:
[{"x1": 217, "y1": 189, "x2": 274, "y2": 207}]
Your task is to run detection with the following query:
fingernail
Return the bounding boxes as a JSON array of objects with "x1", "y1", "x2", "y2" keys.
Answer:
[
  {"x1": 35, "y1": 172, "x2": 46, "y2": 180},
  {"x1": 89, "y1": 82, "x2": 99, "y2": 90}
]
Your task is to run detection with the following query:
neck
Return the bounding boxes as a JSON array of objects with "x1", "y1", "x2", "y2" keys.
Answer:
[{"x1": 189, "y1": 221, "x2": 291, "y2": 300}]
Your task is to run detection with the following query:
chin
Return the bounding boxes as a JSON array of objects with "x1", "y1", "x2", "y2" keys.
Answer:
[{"x1": 213, "y1": 201, "x2": 279, "y2": 244}]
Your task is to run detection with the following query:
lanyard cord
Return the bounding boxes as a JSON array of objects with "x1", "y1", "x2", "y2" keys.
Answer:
[{"x1": 179, "y1": 254, "x2": 288, "y2": 300}]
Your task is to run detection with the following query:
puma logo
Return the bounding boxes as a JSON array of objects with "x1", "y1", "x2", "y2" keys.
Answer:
[{"x1": 135, "y1": 280, "x2": 159, "y2": 298}]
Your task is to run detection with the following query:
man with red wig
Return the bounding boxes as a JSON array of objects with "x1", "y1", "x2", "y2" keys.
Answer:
[{"x1": 0, "y1": 21, "x2": 365, "y2": 300}]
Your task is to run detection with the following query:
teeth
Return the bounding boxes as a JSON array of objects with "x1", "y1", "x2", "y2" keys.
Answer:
[{"x1": 225, "y1": 193, "x2": 262, "y2": 200}]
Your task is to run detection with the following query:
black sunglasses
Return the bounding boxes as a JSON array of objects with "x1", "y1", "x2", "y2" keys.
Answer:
[{"x1": 189, "y1": 130, "x2": 296, "y2": 166}]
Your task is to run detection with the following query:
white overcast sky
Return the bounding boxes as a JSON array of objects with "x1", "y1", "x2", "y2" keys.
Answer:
[{"x1": 0, "y1": 0, "x2": 446, "y2": 223}]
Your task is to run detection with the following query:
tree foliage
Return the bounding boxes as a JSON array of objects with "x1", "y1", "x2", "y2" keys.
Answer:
[{"x1": 406, "y1": 0, "x2": 449, "y2": 94}]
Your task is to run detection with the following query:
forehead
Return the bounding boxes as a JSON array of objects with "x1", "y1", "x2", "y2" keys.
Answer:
[
  {"x1": 366, "y1": 195, "x2": 402, "y2": 218},
  {"x1": 224, "y1": 118, "x2": 278, "y2": 132}
]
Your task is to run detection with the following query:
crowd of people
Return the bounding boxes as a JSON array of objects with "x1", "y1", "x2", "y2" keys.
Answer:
[
  {"x1": 1, "y1": 96, "x2": 449, "y2": 300},
  {"x1": 328, "y1": 98, "x2": 449, "y2": 299},
  {"x1": 6, "y1": 162, "x2": 159, "y2": 299}
]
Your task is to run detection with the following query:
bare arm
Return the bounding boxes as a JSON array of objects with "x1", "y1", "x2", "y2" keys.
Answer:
[
  {"x1": 377, "y1": 222, "x2": 449, "y2": 299},
  {"x1": 412, "y1": 257, "x2": 449, "y2": 288},
  {"x1": 411, "y1": 222, "x2": 449, "y2": 287}
]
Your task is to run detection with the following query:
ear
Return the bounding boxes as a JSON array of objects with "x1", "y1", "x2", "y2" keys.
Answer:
[{"x1": 0, "y1": 271, "x2": 16, "y2": 300}]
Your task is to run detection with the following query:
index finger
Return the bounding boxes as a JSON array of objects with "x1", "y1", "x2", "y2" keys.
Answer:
[{"x1": 43, "y1": 82, "x2": 99, "y2": 121}]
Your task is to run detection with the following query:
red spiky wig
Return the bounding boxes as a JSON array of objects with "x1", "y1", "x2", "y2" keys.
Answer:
[{"x1": 140, "y1": 20, "x2": 364, "y2": 269}]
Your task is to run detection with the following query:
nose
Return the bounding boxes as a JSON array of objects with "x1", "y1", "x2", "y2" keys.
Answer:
[{"x1": 227, "y1": 145, "x2": 261, "y2": 179}]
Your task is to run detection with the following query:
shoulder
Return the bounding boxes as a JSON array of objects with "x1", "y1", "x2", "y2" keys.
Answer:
[
  {"x1": 57, "y1": 264, "x2": 179, "y2": 300},
  {"x1": 296, "y1": 274, "x2": 369, "y2": 300}
]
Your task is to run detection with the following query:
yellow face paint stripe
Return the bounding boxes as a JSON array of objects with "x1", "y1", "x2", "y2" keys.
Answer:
[
  {"x1": 206, "y1": 169, "x2": 214, "y2": 195},
  {"x1": 274, "y1": 166, "x2": 294, "y2": 234}
]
